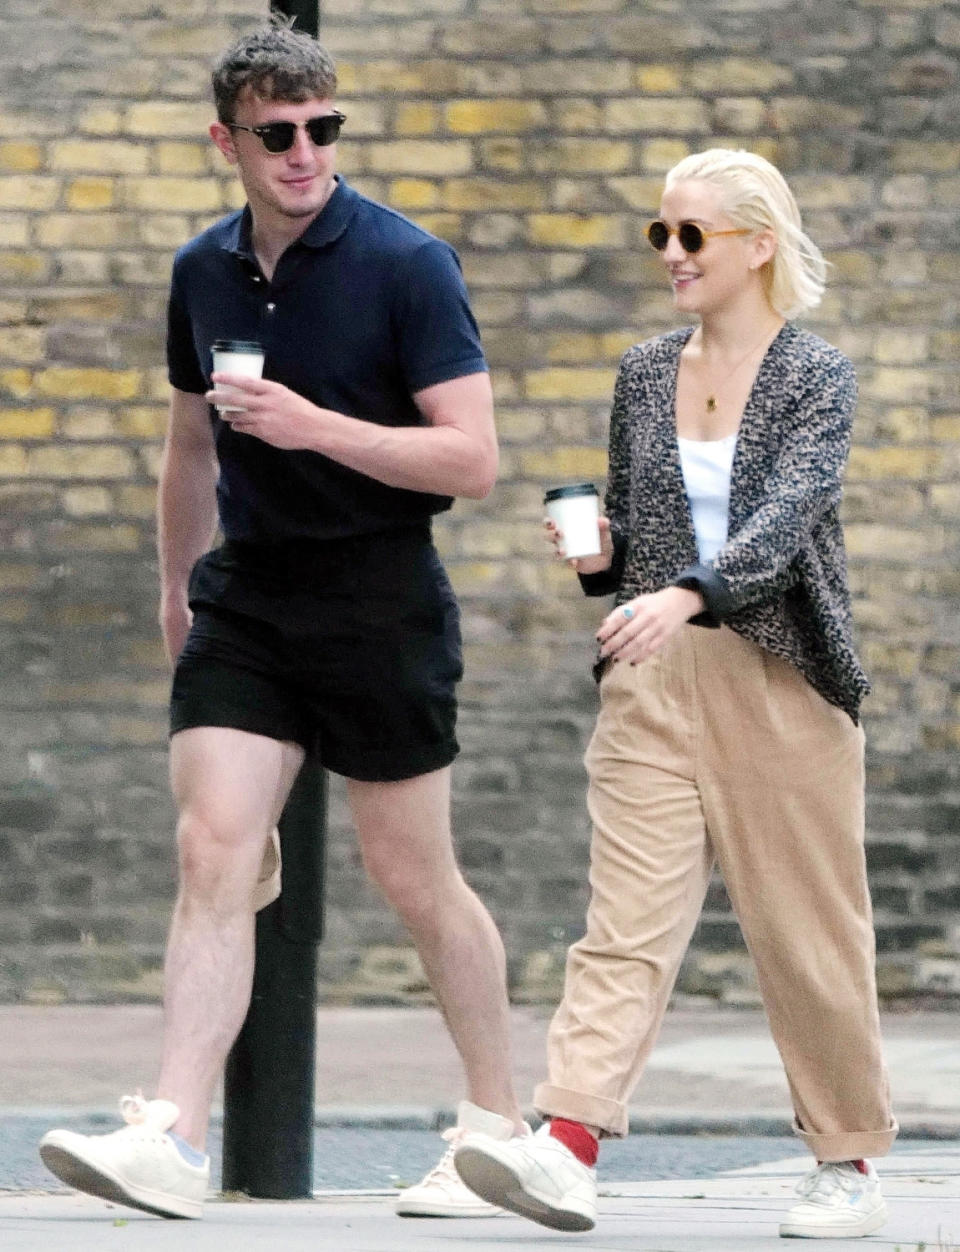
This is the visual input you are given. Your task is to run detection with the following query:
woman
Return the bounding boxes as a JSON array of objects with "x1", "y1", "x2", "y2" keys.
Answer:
[{"x1": 454, "y1": 149, "x2": 896, "y2": 1239}]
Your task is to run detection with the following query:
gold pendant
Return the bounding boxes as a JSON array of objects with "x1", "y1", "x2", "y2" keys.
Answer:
[{"x1": 706, "y1": 395, "x2": 717, "y2": 412}]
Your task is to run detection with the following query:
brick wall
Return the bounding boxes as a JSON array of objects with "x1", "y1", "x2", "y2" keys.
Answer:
[{"x1": 0, "y1": 0, "x2": 957, "y2": 1006}]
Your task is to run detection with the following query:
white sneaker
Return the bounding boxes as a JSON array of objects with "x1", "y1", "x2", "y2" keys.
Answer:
[
  {"x1": 454, "y1": 1121, "x2": 597, "y2": 1232},
  {"x1": 395, "y1": 1100, "x2": 525, "y2": 1218},
  {"x1": 39, "y1": 1095, "x2": 209, "y2": 1219},
  {"x1": 780, "y1": 1160, "x2": 888, "y2": 1238}
]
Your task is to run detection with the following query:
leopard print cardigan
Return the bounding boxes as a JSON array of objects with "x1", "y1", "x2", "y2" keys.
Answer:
[{"x1": 579, "y1": 321, "x2": 870, "y2": 722}]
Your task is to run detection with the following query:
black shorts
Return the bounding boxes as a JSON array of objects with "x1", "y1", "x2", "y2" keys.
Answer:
[{"x1": 169, "y1": 526, "x2": 462, "y2": 782}]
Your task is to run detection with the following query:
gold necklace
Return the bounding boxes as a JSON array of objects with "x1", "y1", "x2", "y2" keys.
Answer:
[{"x1": 703, "y1": 327, "x2": 779, "y2": 414}]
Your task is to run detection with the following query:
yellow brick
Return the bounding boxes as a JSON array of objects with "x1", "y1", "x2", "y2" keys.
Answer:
[
  {"x1": 26, "y1": 445, "x2": 136, "y2": 479},
  {"x1": 847, "y1": 446, "x2": 943, "y2": 480},
  {"x1": 605, "y1": 97, "x2": 709, "y2": 134},
  {"x1": 713, "y1": 98, "x2": 767, "y2": 133},
  {"x1": 37, "y1": 214, "x2": 137, "y2": 248},
  {"x1": 55, "y1": 522, "x2": 141, "y2": 552},
  {"x1": 0, "y1": 177, "x2": 59, "y2": 210},
  {"x1": 139, "y1": 216, "x2": 191, "y2": 248},
  {"x1": 0, "y1": 141, "x2": 43, "y2": 172},
  {"x1": 479, "y1": 138, "x2": 526, "y2": 173},
  {"x1": 50, "y1": 140, "x2": 150, "y2": 174},
  {"x1": 78, "y1": 105, "x2": 122, "y2": 135},
  {"x1": 528, "y1": 214, "x2": 626, "y2": 248},
  {"x1": 117, "y1": 485, "x2": 157, "y2": 517},
  {"x1": 791, "y1": 176, "x2": 874, "y2": 210},
  {"x1": 525, "y1": 368, "x2": 614, "y2": 402},
  {"x1": 62, "y1": 486, "x2": 113, "y2": 516},
  {"x1": 62, "y1": 410, "x2": 113, "y2": 439},
  {"x1": 0, "y1": 328, "x2": 45, "y2": 363},
  {"x1": 641, "y1": 138, "x2": 690, "y2": 173},
  {"x1": 395, "y1": 103, "x2": 441, "y2": 135},
  {"x1": 873, "y1": 330, "x2": 928, "y2": 365},
  {"x1": 366, "y1": 141, "x2": 473, "y2": 176},
  {"x1": 0, "y1": 215, "x2": 28, "y2": 247},
  {"x1": 517, "y1": 446, "x2": 609, "y2": 478},
  {"x1": 0, "y1": 444, "x2": 28, "y2": 475},
  {"x1": 545, "y1": 332, "x2": 603, "y2": 363},
  {"x1": 844, "y1": 524, "x2": 934, "y2": 560},
  {"x1": 345, "y1": 60, "x2": 459, "y2": 96},
  {"x1": 890, "y1": 140, "x2": 960, "y2": 173},
  {"x1": 442, "y1": 179, "x2": 547, "y2": 211},
  {"x1": 0, "y1": 408, "x2": 54, "y2": 438},
  {"x1": 114, "y1": 405, "x2": 167, "y2": 440},
  {"x1": 608, "y1": 176, "x2": 663, "y2": 211},
  {"x1": 860, "y1": 367, "x2": 930, "y2": 404},
  {"x1": 155, "y1": 142, "x2": 211, "y2": 175},
  {"x1": 125, "y1": 102, "x2": 213, "y2": 137},
  {"x1": 548, "y1": 98, "x2": 603, "y2": 133},
  {"x1": 121, "y1": 177, "x2": 222, "y2": 212},
  {"x1": 66, "y1": 177, "x2": 115, "y2": 211},
  {"x1": 388, "y1": 178, "x2": 439, "y2": 210},
  {"x1": 635, "y1": 65, "x2": 682, "y2": 93},
  {"x1": 532, "y1": 138, "x2": 634, "y2": 175},
  {"x1": 602, "y1": 331, "x2": 639, "y2": 359},
  {"x1": 931, "y1": 416, "x2": 960, "y2": 441},
  {"x1": 412, "y1": 213, "x2": 463, "y2": 241},
  {"x1": 445, "y1": 99, "x2": 549, "y2": 134},
  {"x1": 0, "y1": 368, "x2": 32, "y2": 398},
  {"x1": 693, "y1": 58, "x2": 794, "y2": 93},
  {"x1": 35, "y1": 368, "x2": 142, "y2": 402}
]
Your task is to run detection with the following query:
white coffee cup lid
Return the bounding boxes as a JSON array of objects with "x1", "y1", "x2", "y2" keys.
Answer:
[
  {"x1": 544, "y1": 482, "x2": 598, "y2": 503},
  {"x1": 212, "y1": 339, "x2": 264, "y2": 353}
]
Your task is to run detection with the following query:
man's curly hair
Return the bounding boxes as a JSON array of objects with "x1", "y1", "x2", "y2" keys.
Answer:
[{"x1": 212, "y1": 15, "x2": 337, "y2": 123}]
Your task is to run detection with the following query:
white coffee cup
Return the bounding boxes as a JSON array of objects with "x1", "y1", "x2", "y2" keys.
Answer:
[
  {"x1": 544, "y1": 482, "x2": 601, "y2": 559},
  {"x1": 211, "y1": 339, "x2": 265, "y2": 413}
]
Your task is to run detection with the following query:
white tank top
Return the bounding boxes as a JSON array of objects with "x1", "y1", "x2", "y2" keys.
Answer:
[{"x1": 677, "y1": 433, "x2": 737, "y2": 563}]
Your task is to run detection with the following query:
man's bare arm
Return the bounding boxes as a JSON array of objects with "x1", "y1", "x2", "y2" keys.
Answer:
[{"x1": 157, "y1": 387, "x2": 219, "y2": 664}]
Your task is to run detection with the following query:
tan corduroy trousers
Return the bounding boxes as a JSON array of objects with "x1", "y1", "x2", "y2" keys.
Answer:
[{"x1": 535, "y1": 625, "x2": 897, "y2": 1162}]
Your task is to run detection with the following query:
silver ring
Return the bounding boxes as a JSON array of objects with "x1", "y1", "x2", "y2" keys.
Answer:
[{"x1": 622, "y1": 606, "x2": 634, "y2": 620}]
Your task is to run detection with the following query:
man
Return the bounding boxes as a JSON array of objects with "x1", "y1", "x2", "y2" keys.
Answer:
[{"x1": 39, "y1": 19, "x2": 524, "y2": 1220}]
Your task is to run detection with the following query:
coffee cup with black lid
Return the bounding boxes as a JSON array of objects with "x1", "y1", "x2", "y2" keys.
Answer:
[
  {"x1": 544, "y1": 482, "x2": 601, "y2": 560},
  {"x1": 211, "y1": 339, "x2": 265, "y2": 413}
]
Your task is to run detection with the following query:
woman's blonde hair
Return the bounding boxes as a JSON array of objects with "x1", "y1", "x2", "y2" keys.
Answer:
[{"x1": 664, "y1": 148, "x2": 827, "y2": 318}]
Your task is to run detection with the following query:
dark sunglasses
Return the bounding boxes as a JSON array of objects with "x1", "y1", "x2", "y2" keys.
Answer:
[
  {"x1": 227, "y1": 110, "x2": 346, "y2": 154},
  {"x1": 646, "y1": 219, "x2": 751, "y2": 254}
]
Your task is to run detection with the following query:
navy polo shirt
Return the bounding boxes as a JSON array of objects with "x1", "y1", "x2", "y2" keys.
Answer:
[{"x1": 166, "y1": 177, "x2": 488, "y2": 542}]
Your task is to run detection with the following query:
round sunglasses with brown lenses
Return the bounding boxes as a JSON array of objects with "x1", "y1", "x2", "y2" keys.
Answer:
[{"x1": 646, "y1": 220, "x2": 751, "y2": 254}]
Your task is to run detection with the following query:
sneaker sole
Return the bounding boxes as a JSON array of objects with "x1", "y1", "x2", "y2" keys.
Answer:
[
  {"x1": 454, "y1": 1144, "x2": 595, "y2": 1233},
  {"x1": 394, "y1": 1197, "x2": 501, "y2": 1218},
  {"x1": 780, "y1": 1200, "x2": 888, "y2": 1238},
  {"x1": 39, "y1": 1140, "x2": 203, "y2": 1220}
]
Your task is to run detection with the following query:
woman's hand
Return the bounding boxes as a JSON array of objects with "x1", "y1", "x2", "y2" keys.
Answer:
[
  {"x1": 597, "y1": 585, "x2": 705, "y2": 664},
  {"x1": 544, "y1": 515, "x2": 614, "y2": 574}
]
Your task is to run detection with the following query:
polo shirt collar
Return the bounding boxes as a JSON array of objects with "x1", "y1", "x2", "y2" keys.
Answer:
[{"x1": 222, "y1": 175, "x2": 358, "y2": 259}]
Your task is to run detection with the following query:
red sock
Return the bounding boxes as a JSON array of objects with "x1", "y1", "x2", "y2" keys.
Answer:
[
  {"x1": 548, "y1": 1118, "x2": 599, "y2": 1167},
  {"x1": 818, "y1": 1158, "x2": 869, "y2": 1175}
]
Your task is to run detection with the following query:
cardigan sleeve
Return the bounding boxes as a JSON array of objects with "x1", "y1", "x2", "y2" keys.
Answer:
[
  {"x1": 578, "y1": 349, "x2": 634, "y2": 597},
  {"x1": 672, "y1": 352, "x2": 857, "y2": 622}
]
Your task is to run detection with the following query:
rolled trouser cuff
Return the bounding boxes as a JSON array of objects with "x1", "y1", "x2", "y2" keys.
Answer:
[
  {"x1": 792, "y1": 1117, "x2": 899, "y2": 1162},
  {"x1": 534, "y1": 1082, "x2": 628, "y2": 1139}
]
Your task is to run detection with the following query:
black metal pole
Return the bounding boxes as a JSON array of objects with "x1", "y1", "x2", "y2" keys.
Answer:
[
  {"x1": 222, "y1": 762, "x2": 327, "y2": 1198},
  {"x1": 221, "y1": 0, "x2": 325, "y2": 1199}
]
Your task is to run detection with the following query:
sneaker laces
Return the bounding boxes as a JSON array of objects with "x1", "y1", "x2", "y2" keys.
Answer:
[
  {"x1": 795, "y1": 1161, "x2": 862, "y2": 1200},
  {"x1": 117, "y1": 1092, "x2": 180, "y2": 1134},
  {"x1": 417, "y1": 1126, "x2": 465, "y2": 1187}
]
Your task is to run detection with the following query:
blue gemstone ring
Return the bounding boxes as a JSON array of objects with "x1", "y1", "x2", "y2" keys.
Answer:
[{"x1": 622, "y1": 606, "x2": 634, "y2": 620}]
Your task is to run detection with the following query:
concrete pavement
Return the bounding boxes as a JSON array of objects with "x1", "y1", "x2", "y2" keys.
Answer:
[{"x1": 2, "y1": 1003, "x2": 959, "y2": 1249}]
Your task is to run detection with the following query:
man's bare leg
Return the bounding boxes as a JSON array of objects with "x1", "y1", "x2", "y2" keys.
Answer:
[
  {"x1": 348, "y1": 766, "x2": 522, "y2": 1130},
  {"x1": 157, "y1": 726, "x2": 305, "y2": 1149}
]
